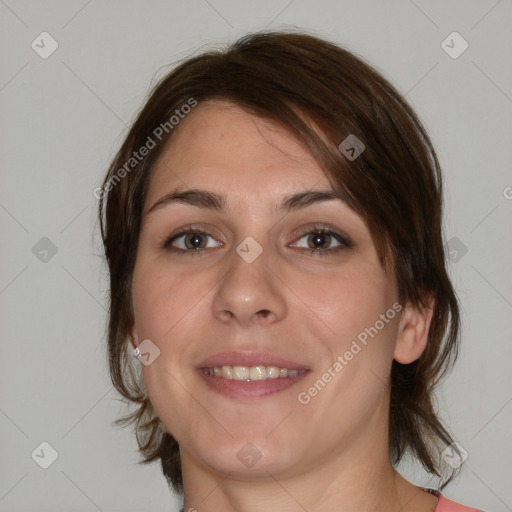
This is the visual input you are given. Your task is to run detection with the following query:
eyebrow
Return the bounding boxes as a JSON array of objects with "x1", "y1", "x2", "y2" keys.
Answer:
[{"x1": 145, "y1": 188, "x2": 345, "y2": 215}]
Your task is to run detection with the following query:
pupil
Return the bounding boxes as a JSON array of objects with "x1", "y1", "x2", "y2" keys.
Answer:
[
  {"x1": 311, "y1": 233, "x2": 328, "y2": 249},
  {"x1": 188, "y1": 234, "x2": 203, "y2": 249}
]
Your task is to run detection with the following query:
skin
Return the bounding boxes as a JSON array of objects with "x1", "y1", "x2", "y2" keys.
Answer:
[{"x1": 131, "y1": 100, "x2": 438, "y2": 512}]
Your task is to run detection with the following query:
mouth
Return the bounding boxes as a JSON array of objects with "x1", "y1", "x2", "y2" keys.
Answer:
[{"x1": 196, "y1": 351, "x2": 311, "y2": 399}]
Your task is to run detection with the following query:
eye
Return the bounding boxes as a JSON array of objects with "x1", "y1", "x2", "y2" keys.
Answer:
[
  {"x1": 161, "y1": 224, "x2": 351, "y2": 257},
  {"x1": 161, "y1": 228, "x2": 222, "y2": 254},
  {"x1": 290, "y1": 225, "x2": 351, "y2": 256}
]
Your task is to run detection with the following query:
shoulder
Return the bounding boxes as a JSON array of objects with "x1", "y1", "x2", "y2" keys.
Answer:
[
  {"x1": 420, "y1": 487, "x2": 483, "y2": 511},
  {"x1": 430, "y1": 490, "x2": 484, "y2": 512}
]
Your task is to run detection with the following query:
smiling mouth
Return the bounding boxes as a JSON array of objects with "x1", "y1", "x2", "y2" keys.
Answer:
[
  {"x1": 197, "y1": 366, "x2": 310, "y2": 399},
  {"x1": 201, "y1": 365, "x2": 307, "y2": 381},
  {"x1": 196, "y1": 350, "x2": 311, "y2": 398}
]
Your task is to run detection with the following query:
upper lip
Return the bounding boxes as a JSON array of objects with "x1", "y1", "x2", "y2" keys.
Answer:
[{"x1": 197, "y1": 351, "x2": 310, "y2": 371}]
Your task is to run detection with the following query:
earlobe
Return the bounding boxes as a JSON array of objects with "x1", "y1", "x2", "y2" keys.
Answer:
[
  {"x1": 131, "y1": 324, "x2": 139, "y2": 349},
  {"x1": 393, "y1": 295, "x2": 435, "y2": 364}
]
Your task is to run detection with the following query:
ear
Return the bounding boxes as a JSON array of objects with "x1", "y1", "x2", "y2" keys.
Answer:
[
  {"x1": 394, "y1": 294, "x2": 435, "y2": 364},
  {"x1": 130, "y1": 324, "x2": 140, "y2": 350}
]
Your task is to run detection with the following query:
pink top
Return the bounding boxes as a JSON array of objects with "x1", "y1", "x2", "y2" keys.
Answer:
[{"x1": 422, "y1": 488, "x2": 483, "y2": 511}]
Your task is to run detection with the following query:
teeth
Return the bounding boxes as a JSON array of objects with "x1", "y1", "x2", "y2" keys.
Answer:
[
  {"x1": 266, "y1": 366, "x2": 280, "y2": 378},
  {"x1": 249, "y1": 366, "x2": 266, "y2": 380},
  {"x1": 233, "y1": 366, "x2": 249, "y2": 380},
  {"x1": 221, "y1": 366, "x2": 232, "y2": 379},
  {"x1": 203, "y1": 365, "x2": 305, "y2": 381}
]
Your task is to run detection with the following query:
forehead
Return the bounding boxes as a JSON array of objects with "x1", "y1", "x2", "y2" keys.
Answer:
[{"x1": 147, "y1": 100, "x2": 332, "y2": 195}]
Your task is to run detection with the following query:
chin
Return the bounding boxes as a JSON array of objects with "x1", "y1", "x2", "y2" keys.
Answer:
[{"x1": 197, "y1": 435, "x2": 300, "y2": 480}]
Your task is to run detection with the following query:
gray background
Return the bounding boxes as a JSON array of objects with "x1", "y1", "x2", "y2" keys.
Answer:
[{"x1": 1, "y1": 1, "x2": 511, "y2": 511}]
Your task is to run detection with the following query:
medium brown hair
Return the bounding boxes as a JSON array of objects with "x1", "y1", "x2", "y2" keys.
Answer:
[{"x1": 98, "y1": 29, "x2": 462, "y2": 494}]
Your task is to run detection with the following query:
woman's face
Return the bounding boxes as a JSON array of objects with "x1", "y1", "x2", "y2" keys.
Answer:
[{"x1": 131, "y1": 100, "x2": 416, "y2": 481}]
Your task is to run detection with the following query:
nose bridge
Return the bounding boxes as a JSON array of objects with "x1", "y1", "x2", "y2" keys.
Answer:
[{"x1": 212, "y1": 236, "x2": 286, "y2": 325}]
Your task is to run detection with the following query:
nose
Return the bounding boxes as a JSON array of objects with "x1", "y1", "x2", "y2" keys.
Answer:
[{"x1": 212, "y1": 242, "x2": 287, "y2": 328}]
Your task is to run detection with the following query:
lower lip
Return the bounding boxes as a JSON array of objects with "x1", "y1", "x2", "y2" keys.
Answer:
[{"x1": 197, "y1": 369, "x2": 310, "y2": 399}]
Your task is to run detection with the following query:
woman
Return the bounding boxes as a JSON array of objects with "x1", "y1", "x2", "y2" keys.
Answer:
[{"x1": 98, "y1": 30, "x2": 483, "y2": 511}]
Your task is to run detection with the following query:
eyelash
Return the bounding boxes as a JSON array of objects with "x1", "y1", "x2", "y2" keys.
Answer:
[{"x1": 161, "y1": 224, "x2": 352, "y2": 257}]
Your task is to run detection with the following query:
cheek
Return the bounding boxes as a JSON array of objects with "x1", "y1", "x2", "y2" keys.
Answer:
[
  {"x1": 132, "y1": 262, "x2": 203, "y2": 340},
  {"x1": 294, "y1": 263, "x2": 399, "y2": 415},
  {"x1": 131, "y1": 265, "x2": 203, "y2": 431},
  {"x1": 290, "y1": 262, "x2": 395, "y2": 348}
]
